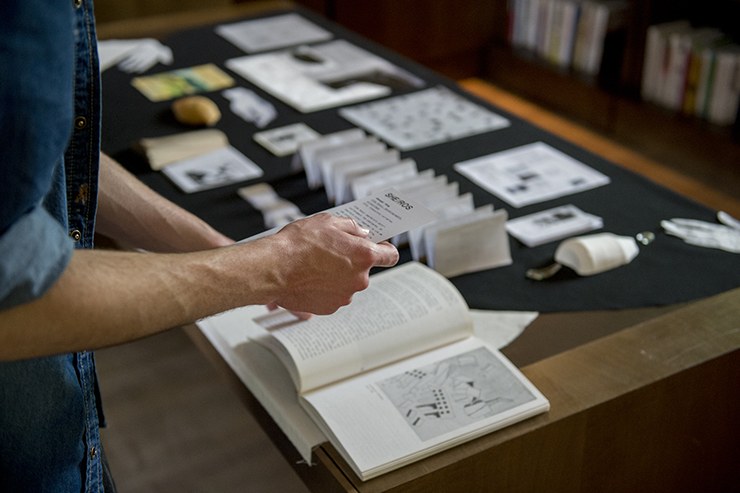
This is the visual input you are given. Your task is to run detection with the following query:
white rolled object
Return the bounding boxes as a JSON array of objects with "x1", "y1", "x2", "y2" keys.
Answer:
[{"x1": 554, "y1": 233, "x2": 639, "y2": 276}]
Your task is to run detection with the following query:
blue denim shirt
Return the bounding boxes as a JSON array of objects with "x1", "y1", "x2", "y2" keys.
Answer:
[{"x1": 0, "y1": 0, "x2": 105, "y2": 491}]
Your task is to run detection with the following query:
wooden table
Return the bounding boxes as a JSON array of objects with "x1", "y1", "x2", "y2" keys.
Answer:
[
  {"x1": 100, "y1": 4, "x2": 740, "y2": 491},
  {"x1": 185, "y1": 288, "x2": 739, "y2": 493}
]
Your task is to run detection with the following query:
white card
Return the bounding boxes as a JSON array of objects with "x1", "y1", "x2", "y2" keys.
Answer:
[
  {"x1": 253, "y1": 123, "x2": 321, "y2": 157},
  {"x1": 350, "y1": 160, "x2": 419, "y2": 200},
  {"x1": 409, "y1": 193, "x2": 475, "y2": 261},
  {"x1": 384, "y1": 169, "x2": 438, "y2": 194},
  {"x1": 243, "y1": 188, "x2": 438, "y2": 244},
  {"x1": 454, "y1": 141, "x2": 611, "y2": 207},
  {"x1": 294, "y1": 128, "x2": 367, "y2": 182},
  {"x1": 215, "y1": 13, "x2": 332, "y2": 53},
  {"x1": 327, "y1": 150, "x2": 401, "y2": 205},
  {"x1": 506, "y1": 204, "x2": 603, "y2": 247},
  {"x1": 390, "y1": 180, "x2": 458, "y2": 246},
  {"x1": 162, "y1": 146, "x2": 263, "y2": 193},
  {"x1": 339, "y1": 86, "x2": 510, "y2": 151},
  {"x1": 316, "y1": 141, "x2": 387, "y2": 199},
  {"x1": 306, "y1": 137, "x2": 387, "y2": 194}
]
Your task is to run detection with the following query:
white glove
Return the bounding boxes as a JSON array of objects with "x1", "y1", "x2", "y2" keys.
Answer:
[
  {"x1": 99, "y1": 39, "x2": 173, "y2": 74},
  {"x1": 117, "y1": 39, "x2": 173, "y2": 73},
  {"x1": 661, "y1": 211, "x2": 740, "y2": 254}
]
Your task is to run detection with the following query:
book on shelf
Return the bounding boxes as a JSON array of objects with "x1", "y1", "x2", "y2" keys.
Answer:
[
  {"x1": 679, "y1": 28, "x2": 724, "y2": 115},
  {"x1": 198, "y1": 262, "x2": 549, "y2": 480},
  {"x1": 508, "y1": 0, "x2": 627, "y2": 76},
  {"x1": 642, "y1": 20, "x2": 739, "y2": 126},
  {"x1": 705, "y1": 43, "x2": 740, "y2": 126},
  {"x1": 573, "y1": 0, "x2": 628, "y2": 76}
]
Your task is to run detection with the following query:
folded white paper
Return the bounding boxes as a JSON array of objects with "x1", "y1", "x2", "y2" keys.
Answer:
[
  {"x1": 294, "y1": 129, "x2": 367, "y2": 183},
  {"x1": 350, "y1": 159, "x2": 418, "y2": 200},
  {"x1": 425, "y1": 207, "x2": 512, "y2": 278}
]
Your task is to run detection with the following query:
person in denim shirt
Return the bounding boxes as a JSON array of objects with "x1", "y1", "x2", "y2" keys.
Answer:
[{"x1": 0, "y1": 1, "x2": 398, "y2": 490}]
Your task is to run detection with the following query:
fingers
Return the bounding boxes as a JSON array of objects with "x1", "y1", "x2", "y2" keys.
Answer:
[
  {"x1": 372, "y1": 241, "x2": 400, "y2": 267},
  {"x1": 318, "y1": 214, "x2": 399, "y2": 267},
  {"x1": 266, "y1": 302, "x2": 313, "y2": 320},
  {"x1": 326, "y1": 214, "x2": 369, "y2": 238},
  {"x1": 718, "y1": 211, "x2": 740, "y2": 230},
  {"x1": 265, "y1": 212, "x2": 399, "y2": 315}
]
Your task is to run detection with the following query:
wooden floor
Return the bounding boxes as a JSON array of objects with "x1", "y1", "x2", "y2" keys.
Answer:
[
  {"x1": 97, "y1": 328, "x2": 310, "y2": 493},
  {"x1": 95, "y1": 80, "x2": 738, "y2": 492}
]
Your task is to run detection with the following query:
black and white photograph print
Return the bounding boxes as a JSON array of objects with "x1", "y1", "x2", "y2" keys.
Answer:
[{"x1": 162, "y1": 145, "x2": 263, "y2": 193}]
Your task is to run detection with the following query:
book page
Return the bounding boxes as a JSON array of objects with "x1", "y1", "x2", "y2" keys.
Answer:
[
  {"x1": 195, "y1": 305, "x2": 538, "y2": 465},
  {"x1": 301, "y1": 337, "x2": 549, "y2": 480},
  {"x1": 261, "y1": 262, "x2": 472, "y2": 393}
]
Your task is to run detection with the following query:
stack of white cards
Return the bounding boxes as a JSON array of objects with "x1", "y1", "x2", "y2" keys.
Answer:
[
  {"x1": 293, "y1": 128, "x2": 512, "y2": 278},
  {"x1": 293, "y1": 128, "x2": 411, "y2": 205}
]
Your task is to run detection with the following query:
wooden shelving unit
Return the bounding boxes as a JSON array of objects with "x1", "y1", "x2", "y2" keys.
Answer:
[{"x1": 481, "y1": 0, "x2": 740, "y2": 197}]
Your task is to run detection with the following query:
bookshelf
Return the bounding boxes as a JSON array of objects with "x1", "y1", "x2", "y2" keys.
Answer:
[{"x1": 481, "y1": 0, "x2": 740, "y2": 199}]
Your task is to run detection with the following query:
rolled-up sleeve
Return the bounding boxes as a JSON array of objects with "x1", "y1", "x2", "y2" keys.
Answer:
[
  {"x1": 1, "y1": 1, "x2": 76, "y2": 310},
  {"x1": 0, "y1": 206, "x2": 73, "y2": 310}
]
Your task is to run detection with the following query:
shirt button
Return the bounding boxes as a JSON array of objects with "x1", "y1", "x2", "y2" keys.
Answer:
[
  {"x1": 74, "y1": 0, "x2": 82, "y2": 8},
  {"x1": 89, "y1": 446, "x2": 98, "y2": 459},
  {"x1": 70, "y1": 229, "x2": 82, "y2": 242},
  {"x1": 74, "y1": 116, "x2": 87, "y2": 129}
]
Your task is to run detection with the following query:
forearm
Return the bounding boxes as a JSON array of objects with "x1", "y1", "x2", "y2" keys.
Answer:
[
  {"x1": 0, "y1": 214, "x2": 399, "y2": 361},
  {"x1": 95, "y1": 153, "x2": 233, "y2": 252},
  {"x1": 0, "y1": 241, "x2": 278, "y2": 360}
]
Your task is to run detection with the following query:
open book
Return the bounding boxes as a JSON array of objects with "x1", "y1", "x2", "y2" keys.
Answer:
[{"x1": 248, "y1": 262, "x2": 549, "y2": 480}]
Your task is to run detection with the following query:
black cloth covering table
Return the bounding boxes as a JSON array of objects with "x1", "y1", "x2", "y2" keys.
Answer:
[{"x1": 101, "y1": 7, "x2": 740, "y2": 312}]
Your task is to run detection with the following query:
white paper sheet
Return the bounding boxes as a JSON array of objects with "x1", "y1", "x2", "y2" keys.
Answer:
[
  {"x1": 454, "y1": 142, "x2": 611, "y2": 207},
  {"x1": 339, "y1": 86, "x2": 510, "y2": 150},
  {"x1": 215, "y1": 13, "x2": 332, "y2": 53},
  {"x1": 225, "y1": 40, "x2": 422, "y2": 113}
]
